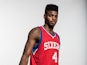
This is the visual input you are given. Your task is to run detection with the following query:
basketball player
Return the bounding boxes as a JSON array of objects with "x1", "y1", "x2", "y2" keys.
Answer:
[{"x1": 19, "y1": 4, "x2": 60, "y2": 65}]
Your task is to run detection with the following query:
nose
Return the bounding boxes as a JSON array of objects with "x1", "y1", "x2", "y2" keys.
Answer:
[{"x1": 52, "y1": 16, "x2": 56, "y2": 20}]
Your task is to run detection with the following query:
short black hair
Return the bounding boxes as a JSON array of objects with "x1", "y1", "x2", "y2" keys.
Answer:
[{"x1": 45, "y1": 4, "x2": 58, "y2": 14}]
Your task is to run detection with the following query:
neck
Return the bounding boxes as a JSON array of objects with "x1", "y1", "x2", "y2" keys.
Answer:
[{"x1": 43, "y1": 24, "x2": 54, "y2": 34}]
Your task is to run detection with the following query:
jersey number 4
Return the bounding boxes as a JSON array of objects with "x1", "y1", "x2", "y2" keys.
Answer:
[{"x1": 52, "y1": 52, "x2": 58, "y2": 63}]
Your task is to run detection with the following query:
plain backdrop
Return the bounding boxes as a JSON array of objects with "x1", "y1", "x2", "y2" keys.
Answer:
[{"x1": 0, "y1": 0, "x2": 86, "y2": 65}]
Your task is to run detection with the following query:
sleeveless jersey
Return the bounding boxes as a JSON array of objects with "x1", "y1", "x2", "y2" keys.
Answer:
[{"x1": 30, "y1": 26, "x2": 60, "y2": 65}]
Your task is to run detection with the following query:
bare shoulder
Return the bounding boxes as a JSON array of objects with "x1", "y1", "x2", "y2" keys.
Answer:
[
  {"x1": 28, "y1": 27, "x2": 40, "y2": 40},
  {"x1": 29, "y1": 27, "x2": 40, "y2": 34}
]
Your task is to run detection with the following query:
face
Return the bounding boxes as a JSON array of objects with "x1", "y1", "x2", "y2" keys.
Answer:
[{"x1": 44, "y1": 11, "x2": 58, "y2": 27}]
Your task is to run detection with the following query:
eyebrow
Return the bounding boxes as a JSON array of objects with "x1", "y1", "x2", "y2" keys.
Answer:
[{"x1": 47, "y1": 11, "x2": 58, "y2": 16}]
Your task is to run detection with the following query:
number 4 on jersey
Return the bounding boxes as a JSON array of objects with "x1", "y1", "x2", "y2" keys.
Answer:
[{"x1": 52, "y1": 52, "x2": 58, "y2": 63}]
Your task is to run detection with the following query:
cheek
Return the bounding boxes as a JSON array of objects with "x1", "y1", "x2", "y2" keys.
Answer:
[
  {"x1": 56, "y1": 18, "x2": 58, "y2": 22},
  {"x1": 47, "y1": 17, "x2": 52, "y2": 21},
  {"x1": 57, "y1": 17, "x2": 58, "y2": 20}
]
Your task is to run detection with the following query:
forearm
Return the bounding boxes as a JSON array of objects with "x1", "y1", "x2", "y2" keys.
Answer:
[{"x1": 19, "y1": 54, "x2": 29, "y2": 65}]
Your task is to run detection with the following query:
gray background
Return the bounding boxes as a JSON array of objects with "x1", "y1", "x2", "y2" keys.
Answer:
[{"x1": 0, "y1": 0, "x2": 86, "y2": 65}]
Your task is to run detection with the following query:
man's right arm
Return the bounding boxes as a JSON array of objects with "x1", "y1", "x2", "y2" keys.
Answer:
[{"x1": 19, "y1": 27, "x2": 40, "y2": 65}]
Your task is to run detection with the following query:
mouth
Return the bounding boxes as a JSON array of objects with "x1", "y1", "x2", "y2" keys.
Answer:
[
  {"x1": 50, "y1": 22, "x2": 56, "y2": 26},
  {"x1": 50, "y1": 21, "x2": 56, "y2": 24}
]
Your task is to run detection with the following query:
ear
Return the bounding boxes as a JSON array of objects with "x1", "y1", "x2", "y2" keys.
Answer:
[{"x1": 44, "y1": 14, "x2": 46, "y2": 19}]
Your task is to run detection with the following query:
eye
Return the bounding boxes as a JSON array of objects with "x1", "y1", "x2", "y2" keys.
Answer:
[
  {"x1": 48, "y1": 14, "x2": 53, "y2": 17},
  {"x1": 55, "y1": 15, "x2": 58, "y2": 18}
]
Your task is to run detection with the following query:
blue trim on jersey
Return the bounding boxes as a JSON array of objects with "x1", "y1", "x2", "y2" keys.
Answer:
[
  {"x1": 55, "y1": 32, "x2": 60, "y2": 41},
  {"x1": 51, "y1": 33, "x2": 55, "y2": 36},
  {"x1": 33, "y1": 29, "x2": 42, "y2": 52},
  {"x1": 57, "y1": 34, "x2": 60, "y2": 41}
]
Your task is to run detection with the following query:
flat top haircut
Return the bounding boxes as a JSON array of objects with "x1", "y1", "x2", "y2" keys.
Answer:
[{"x1": 45, "y1": 4, "x2": 58, "y2": 14}]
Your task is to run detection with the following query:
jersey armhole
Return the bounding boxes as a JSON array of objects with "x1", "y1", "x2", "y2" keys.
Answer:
[
  {"x1": 32, "y1": 27, "x2": 42, "y2": 52},
  {"x1": 55, "y1": 33, "x2": 61, "y2": 45}
]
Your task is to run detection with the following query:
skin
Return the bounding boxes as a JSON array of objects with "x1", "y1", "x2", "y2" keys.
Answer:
[{"x1": 19, "y1": 10, "x2": 58, "y2": 65}]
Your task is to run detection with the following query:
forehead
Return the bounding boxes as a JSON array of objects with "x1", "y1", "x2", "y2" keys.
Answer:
[{"x1": 47, "y1": 11, "x2": 58, "y2": 15}]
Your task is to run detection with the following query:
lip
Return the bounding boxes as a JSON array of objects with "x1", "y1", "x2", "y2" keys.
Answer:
[
  {"x1": 51, "y1": 21, "x2": 55, "y2": 24},
  {"x1": 50, "y1": 22, "x2": 55, "y2": 25}
]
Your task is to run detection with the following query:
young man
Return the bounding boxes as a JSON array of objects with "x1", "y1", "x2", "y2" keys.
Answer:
[{"x1": 19, "y1": 4, "x2": 60, "y2": 65}]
